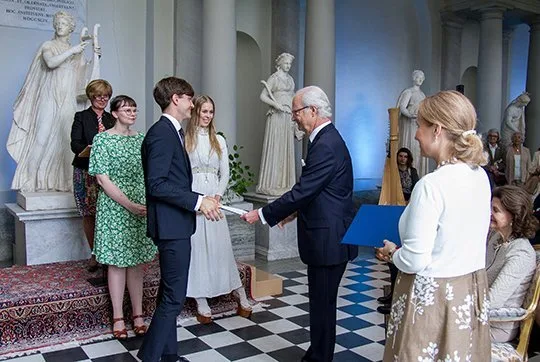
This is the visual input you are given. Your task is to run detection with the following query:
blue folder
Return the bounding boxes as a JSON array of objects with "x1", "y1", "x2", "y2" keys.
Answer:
[{"x1": 341, "y1": 205, "x2": 406, "y2": 247}]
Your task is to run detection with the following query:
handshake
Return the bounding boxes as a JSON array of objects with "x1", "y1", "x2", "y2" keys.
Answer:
[{"x1": 199, "y1": 195, "x2": 224, "y2": 221}]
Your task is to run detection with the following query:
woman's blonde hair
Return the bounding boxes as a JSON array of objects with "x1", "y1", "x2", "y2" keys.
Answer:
[
  {"x1": 86, "y1": 79, "x2": 113, "y2": 100},
  {"x1": 418, "y1": 90, "x2": 485, "y2": 167},
  {"x1": 185, "y1": 95, "x2": 222, "y2": 158}
]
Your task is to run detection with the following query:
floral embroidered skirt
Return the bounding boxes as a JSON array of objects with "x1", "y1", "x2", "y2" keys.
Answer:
[
  {"x1": 73, "y1": 167, "x2": 99, "y2": 217},
  {"x1": 383, "y1": 269, "x2": 491, "y2": 362}
]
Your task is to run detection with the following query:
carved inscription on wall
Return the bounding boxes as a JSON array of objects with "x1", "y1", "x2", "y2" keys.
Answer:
[{"x1": 0, "y1": 0, "x2": 86, "y2": 31}]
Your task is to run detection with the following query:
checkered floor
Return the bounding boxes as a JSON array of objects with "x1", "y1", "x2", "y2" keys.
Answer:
[{"x1": 3, "y1": 258, "x2": 389, "y2": 362}]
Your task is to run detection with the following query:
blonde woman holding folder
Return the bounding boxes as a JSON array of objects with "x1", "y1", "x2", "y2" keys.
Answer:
[{"x1": 377, "y1": 91, "x2": 491, "y2": 361}]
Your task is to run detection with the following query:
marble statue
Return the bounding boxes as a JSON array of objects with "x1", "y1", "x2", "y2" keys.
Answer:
[
  {"x1": 500, "y1": 92, "x2": 531, "y2": 148},
  {"x1": 6, "y1": 11, "x2": 101, "y2": 192},
  {"x1": 397, "y1": 70, "x2": 430, "y2": 176},
  {"x1": 256, "y1": 52, "x2": 304, "y2": 196}
]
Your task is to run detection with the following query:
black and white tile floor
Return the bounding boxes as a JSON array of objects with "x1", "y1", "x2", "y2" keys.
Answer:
[{"x1": 4, "y1": 258, "x2": 390, "y2": 362}]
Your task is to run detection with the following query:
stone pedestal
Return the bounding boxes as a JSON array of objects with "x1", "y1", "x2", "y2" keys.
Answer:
[
  {"x1": 6, "y1": 197, "x2": 88, "y2": 266},
  {"x1": 17, "y1": 191, "x2": 76, "y2": 211},
  {"x1": 244, "y1": 192, "x2": 299, "y2": 261},
  {"x1": 223, "y1": 201, "x2": 255, "y2": 261}
]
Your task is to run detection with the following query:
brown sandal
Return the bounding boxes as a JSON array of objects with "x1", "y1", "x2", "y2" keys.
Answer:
[
  {"x1": 112, "y1": 317, "x2": 128, "y2": 340},
  {"x1": 132, "y1": 314, "x2": 147, "y2": 336}
]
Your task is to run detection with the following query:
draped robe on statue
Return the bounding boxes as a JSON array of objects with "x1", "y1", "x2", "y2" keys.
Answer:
[
  {"x1": 7, "y1": 40, "x2": 86, "y2": 192},
  {"x1": 256, "y1": 72, "x2": 296, "y2": 196},
  {"x1": 397, "y1": 88, "x2": 430, "y2": 177}
]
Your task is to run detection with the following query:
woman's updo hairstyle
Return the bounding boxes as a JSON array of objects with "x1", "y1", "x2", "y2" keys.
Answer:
[
  {"x1": 492, "y1": 185, "x2": 539, "y2": 239},
  {"x1": 417, "y1": 90, "x2": 485, "y2": 167}
]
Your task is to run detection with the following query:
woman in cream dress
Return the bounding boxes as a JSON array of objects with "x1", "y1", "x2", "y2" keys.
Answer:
[{"x1": 184, "y1": 95, "x2": 252, "y2": 323}]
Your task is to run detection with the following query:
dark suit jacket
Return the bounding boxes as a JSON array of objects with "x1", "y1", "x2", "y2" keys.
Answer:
[
  {"x1": 484, "y1": 143, "x2": 506, "y2": 171},
  {"x1": 262, "y1": 123, "x2": 358, "y2": 266},
  {"x1": 141, "y1": 116, "x2": 199, "y2": 240},
  {"x1": 70, "y1": 107, "x2": 115, "y2": 170}
]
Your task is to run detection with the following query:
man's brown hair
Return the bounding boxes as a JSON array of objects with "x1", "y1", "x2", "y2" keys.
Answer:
[{"x1": 153, "y1": 77, "x2": 194, "y2": 111}]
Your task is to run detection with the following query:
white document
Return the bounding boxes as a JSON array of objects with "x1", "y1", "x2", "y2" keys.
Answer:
[{"x1": 220, "y1": 205, "x2": 248, "y2": 216}]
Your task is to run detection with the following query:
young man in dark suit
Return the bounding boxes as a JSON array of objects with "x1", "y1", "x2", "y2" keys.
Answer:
[
  {"x1": 137, "y1": 77, "x2": 221, "y2": 362},
  {"x1": 242, "y1": 86, "x2": 358, "y2": 362}
]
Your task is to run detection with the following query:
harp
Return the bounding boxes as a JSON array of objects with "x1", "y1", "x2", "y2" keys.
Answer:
[{"x1": 378, "y1": 108, "x2": 406, "y2": 205}]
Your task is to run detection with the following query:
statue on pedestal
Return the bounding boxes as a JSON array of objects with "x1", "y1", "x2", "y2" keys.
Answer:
[
  {"x1": 256, "y1": 52, "x2": 304, "y2": 196},
  {"x1": 397, "y1": 70, "x2": 430, "y2": 176},
  {"x1": 500, "y1": 91, "x2": 531, "y2": 148},
  {"x1": 6, "y1": 11, "x2": 101, "y2": 192}
]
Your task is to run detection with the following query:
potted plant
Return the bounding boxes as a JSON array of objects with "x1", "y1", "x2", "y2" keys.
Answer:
[{"x1": 218, "y1": 133, "x2": 256, "y2": 204}]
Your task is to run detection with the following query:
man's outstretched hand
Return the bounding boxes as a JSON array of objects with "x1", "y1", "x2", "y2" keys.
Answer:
[{"x1": 241, "y1": 209, "x2": 260, "y2": 224}]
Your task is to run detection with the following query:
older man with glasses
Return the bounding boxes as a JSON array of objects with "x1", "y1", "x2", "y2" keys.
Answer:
[{"x1": 484, "y1": 128, "x2": 507, "y2": 186}]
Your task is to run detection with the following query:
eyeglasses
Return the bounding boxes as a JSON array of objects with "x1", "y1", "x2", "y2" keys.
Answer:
[
  {"x1": 93, "y1": 95, "x2": 110, "y2": 101},
  {"x1": 119, "y1": 109, "x2": 138, "y2": 115},
  {"x1": 291, "y1": 106, "x2": 310, "y2": 117}
]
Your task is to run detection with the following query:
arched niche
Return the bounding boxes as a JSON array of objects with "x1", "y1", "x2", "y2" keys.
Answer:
[
  {"x1": 236, "y1": 31, "x2": 265, "y2": 184},
  {"x1": 461, "y1": 66, "x2": 478, "y2": 109}
]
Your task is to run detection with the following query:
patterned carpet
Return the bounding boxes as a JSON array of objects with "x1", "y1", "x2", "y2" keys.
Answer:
[
  {"x1": 0, "y1": 259, "x2": 254, "y2": 358},
  {"x1": 0, "y1": 258, "x2": 390, "y2": 362}
]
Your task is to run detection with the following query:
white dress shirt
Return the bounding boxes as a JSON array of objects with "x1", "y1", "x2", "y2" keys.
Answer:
[{"x1": 162, "y1": 113, "x2": 202, "y2": 211}]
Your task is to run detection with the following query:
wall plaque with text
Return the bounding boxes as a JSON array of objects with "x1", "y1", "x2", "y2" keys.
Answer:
[{"x1": 0, "y1": 0, "x2": 86, "y2": 32}]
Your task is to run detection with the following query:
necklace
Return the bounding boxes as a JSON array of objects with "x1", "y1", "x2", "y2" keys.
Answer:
[
  {"x1": 436, "y1": 157, "x2": 458, "y2": 169},
  {"x1": 195, "y1": 129, "x2": 212, "y2": 183}
]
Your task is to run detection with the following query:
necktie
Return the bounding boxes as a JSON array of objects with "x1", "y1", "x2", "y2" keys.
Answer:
[
  {"x1": 307, "y1": 140, "x2": 312, "y2": 152},
  {"x1": 178, "y1": 128, "x2": 185, "y2": 147},
  {"x1": 97, "y1": 116, "x2": 105, "y2": 133}
]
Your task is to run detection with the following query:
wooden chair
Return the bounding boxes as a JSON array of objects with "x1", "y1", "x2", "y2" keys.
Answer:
[{"x1": 491, "y1": 252, "x2": 540, "y2": 361}]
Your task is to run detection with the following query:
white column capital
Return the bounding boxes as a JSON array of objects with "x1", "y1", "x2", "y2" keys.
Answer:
[
  {"x1": 478, "y1": 6, "x2": 506, "y2": 21},
  {"x1": 440, "y1": 11, "x2": 466, "y2": 30}
]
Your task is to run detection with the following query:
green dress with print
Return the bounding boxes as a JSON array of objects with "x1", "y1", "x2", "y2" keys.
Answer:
[{"x1": 89, "y1": 132, "x2": 157, "y2": 267}]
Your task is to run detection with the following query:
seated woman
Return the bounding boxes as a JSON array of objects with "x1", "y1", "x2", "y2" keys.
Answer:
[
  {"x1": 487, "y1": 185, "x2": 538, "y2": 342},
  {"x1": 397, "y1": 147, "x2": 419, "y2": 201}
]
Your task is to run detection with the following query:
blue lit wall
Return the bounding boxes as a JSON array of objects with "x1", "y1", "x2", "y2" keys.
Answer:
[
  {"x1": 509, "y1": 24, "x2": 529, "y2": 102},
  {"x1": 335, "y1": 0, "x2": 428, "y2": 181}
]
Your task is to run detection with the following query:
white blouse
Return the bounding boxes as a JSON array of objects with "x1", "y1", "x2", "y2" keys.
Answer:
[{"x1": 393, "y1": 163, "x2": 491, "y2": 278}]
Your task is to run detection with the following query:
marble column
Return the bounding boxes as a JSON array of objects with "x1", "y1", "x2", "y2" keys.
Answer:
[
  {"x1": 526, "y1": 16, "x2": 540, "y2": 150},
  {"x1": 501, "y1": 26, "x2": 515, "y2": 114},
  {"x1": 476, "y1": 7, "x2": 504, "y2": 135},
  {"x1": 304, "y1": 0, "x2": 335, "y2": 109},
  {"x1": 202, "y1": 0, "x2": 237, "y2": 145},
  {"x1": 272, "y1": 0, "x2": 301, "y2": 83},
  {"x1": 440, "y1": 12, "x2": 465, "y2": 91}
]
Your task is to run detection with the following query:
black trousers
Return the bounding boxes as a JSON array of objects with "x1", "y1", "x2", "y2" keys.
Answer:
[
  {"x1": 388, "y1": 262, "x2": 398, "y2": 292},
  {"x1": 303, "y1": 262, "x2": 347, "y2": 362},
  {"x1": 137, "y1": 238, "x2": 191, "y2": 362}
]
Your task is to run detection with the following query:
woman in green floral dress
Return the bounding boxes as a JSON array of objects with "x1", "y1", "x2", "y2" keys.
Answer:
[{"x1": 89, "y1": 95, "x2": 157, "y2": 340}]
